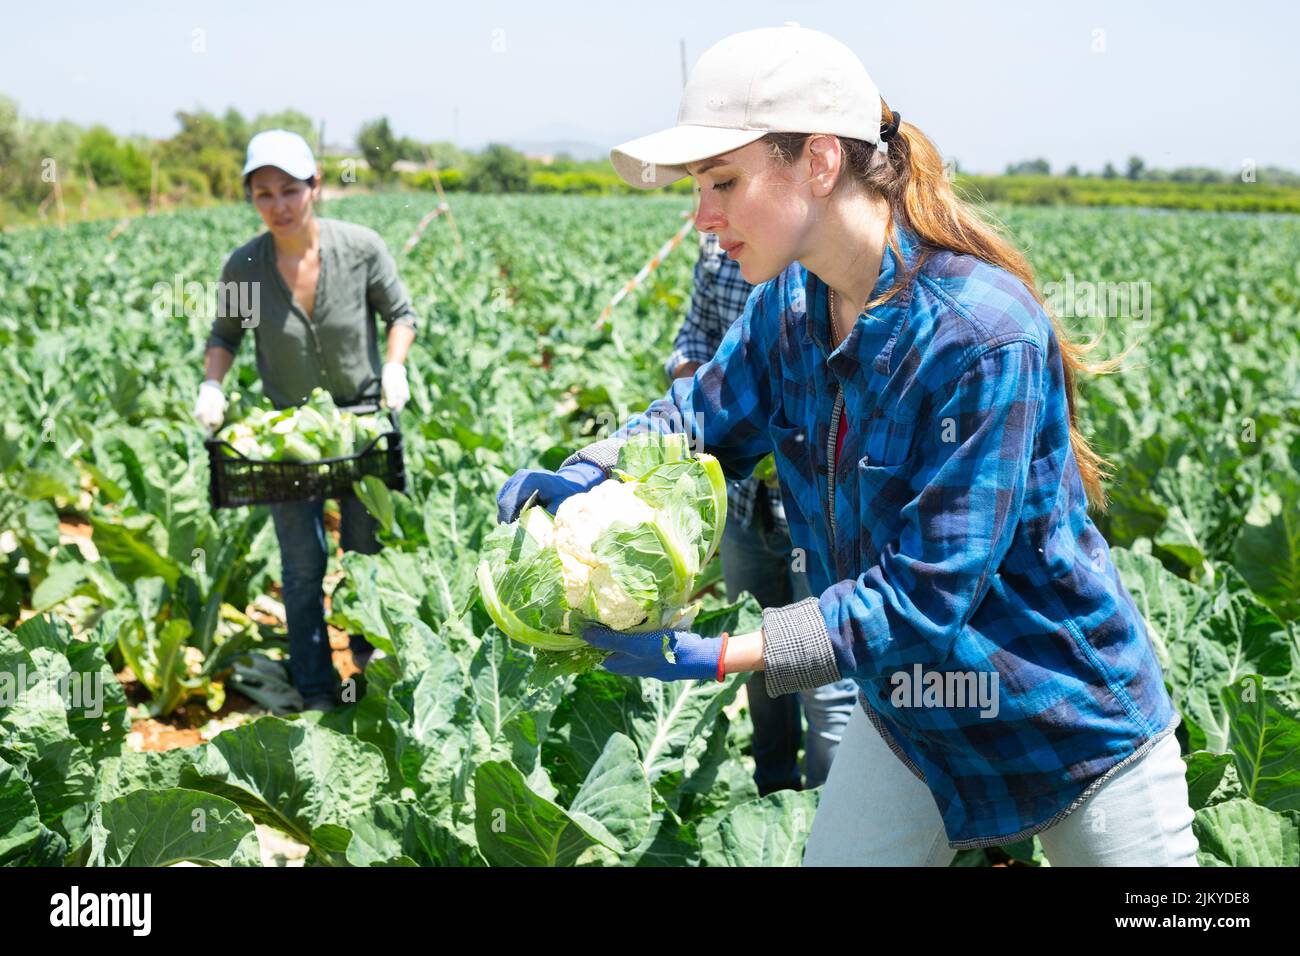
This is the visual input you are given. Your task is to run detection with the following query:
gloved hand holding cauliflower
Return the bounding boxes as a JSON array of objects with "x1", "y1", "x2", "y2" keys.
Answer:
[{"x1": 479, "y1": 432, "x2": 727, "y2": 672}]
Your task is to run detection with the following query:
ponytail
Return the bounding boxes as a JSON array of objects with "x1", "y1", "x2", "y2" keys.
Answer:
[{"x1": 764, "y1": 106, "x2": 1121, "y2": 511}]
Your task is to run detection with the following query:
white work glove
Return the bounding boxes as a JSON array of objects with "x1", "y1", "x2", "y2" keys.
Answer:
[
  {"x1": 193, "y1": 380, "x2": 227, "y2": 432},
  {"x1": 381, "y1": 361, "x2": 410, "y2": 412}
]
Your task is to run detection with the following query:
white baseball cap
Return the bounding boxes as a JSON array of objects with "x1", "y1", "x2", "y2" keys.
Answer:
[
  {"x1": 242, "y1": 129, "x2": 317, "y2": 181},
  {"x1": 611, "y1": 23, "x2": 888, "y2": 190}
]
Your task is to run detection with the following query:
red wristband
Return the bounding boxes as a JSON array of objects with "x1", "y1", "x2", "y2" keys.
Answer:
[{"x1": 717, "y1": 631, "x2": 730, "y2": 682}]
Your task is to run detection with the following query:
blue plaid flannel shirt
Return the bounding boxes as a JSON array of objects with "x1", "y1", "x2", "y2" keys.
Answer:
[
  {"x1": 664, "y1": 232, "x2": 787, "y2": 534},
  {"x1": 566, "y1": 222, "x2": 1179, "y2": 848}
]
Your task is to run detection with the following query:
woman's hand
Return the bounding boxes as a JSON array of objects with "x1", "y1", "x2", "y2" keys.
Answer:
[
  {"x1": 193, "y1": 380, "x2": 226, "y2": 432},
  {"x1": 381, "y1": 361, "x2": 410, "y2": 412},
  {"x1": 670, "y1": 360, "x2": 703, "y2": 380},
  {"x1": 582, "y1": 624, "x2": 724, "y2": 682},
  {"x1": 495, "y1": 461, "x2": 605, "y2": 523}
]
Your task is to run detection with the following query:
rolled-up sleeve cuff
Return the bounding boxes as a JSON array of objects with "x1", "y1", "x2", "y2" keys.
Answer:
[
  {"x1": 387, "y1": 311, "x2": 417, "y2": 332},
  {"x1": 761, "y1": 596, "x2": 841, "y2": 697},
  {"x1": 560, "y1": 436, "x2": 625, "y2": 476},
  {"x1": 206, "y1": 333, "x2": 240, "y2": 355}
]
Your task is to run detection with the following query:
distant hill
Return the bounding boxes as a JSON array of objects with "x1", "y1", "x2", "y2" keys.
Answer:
[{"x1": 506, "y1": 139, "x2": 608, "y2": 163}]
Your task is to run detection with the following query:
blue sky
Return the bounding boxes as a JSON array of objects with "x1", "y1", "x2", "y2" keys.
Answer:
[{"x1": 2, "y1": 0, "x2": 1295, "y2": 174}]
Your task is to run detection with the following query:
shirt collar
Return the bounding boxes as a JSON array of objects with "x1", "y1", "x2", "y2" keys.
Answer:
[
  {"x1": 802, "y1": 219, "x2": 924, "y2": 353},
  {"x1": 259, "y1": 216, "x2": 329, "y2": 261}
]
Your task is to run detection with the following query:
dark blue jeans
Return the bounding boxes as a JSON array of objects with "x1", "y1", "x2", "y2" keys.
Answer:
[
  {"x1": 720, "y1": 500, "x2": 858, "y2": 795},
  {"x1": 269, "y1": 496, "x2": 379, "y2": 699}
]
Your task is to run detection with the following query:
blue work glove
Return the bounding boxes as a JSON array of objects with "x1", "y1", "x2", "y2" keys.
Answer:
[
  {"x1": 583, "y1": 624, "x2": 724, "y2": 682},
  {"x1": 496, "y1": 461, "x2": 605, "y2": 524}
]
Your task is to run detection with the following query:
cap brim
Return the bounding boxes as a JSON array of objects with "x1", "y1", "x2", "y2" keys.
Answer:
[
  {"x1": 610, "y1": 125, "x2": 769, "y2": 190},
  {"x1": 241, "y1": 159, "x2": 317, "y2": 180}
]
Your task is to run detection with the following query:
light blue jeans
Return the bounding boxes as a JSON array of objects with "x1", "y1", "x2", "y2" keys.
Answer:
[
  {"x1": 269, "y1": 495, "x2": 379, "y2": 699},
  {"x1": 720, "y1": 504, "x2": 858, "y2": 794},
  {"x1": 803, "y1": 703, "x2": 1200, "y2": 866}
]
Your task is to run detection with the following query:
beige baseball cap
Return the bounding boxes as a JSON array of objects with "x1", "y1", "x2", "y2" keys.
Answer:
[{"x1": 611, "y1": 23, "x2": 888, "y2": 190}]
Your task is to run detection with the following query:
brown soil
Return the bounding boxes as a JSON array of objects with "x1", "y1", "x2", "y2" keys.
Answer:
[
  {"x1": 248, "y1": 606, "x2": 281, "y2": 627},
  {"x1": 126, "y1": 636, "x2": 363, "y2": 751},
  {"x1": 331, "y1": 624, "x2": 363, "y2": 680},
  {"x1": 130, "y1": 720, "x2": 204, "y2": 751},
  {"x1": 121, "y1": 672, "x2": 262, "y2": 753},
  {"x1": 114, "y1": 515, "x2": 364, "y2": 753}
]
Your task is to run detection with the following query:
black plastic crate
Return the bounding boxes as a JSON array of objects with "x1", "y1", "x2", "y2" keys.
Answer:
[{"x1": 205, "y1": 402, "x2": 405, "y2": 508}]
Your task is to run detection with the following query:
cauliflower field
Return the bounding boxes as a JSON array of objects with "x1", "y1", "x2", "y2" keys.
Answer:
[{"x1": 1, "y1": 194, "x2": 1298, "y2": 867}]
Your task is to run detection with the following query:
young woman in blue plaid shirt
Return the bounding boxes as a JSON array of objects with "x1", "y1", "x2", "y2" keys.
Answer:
[{"x1": 498, "y1": 25, "x2": 1196, "y2": 864}]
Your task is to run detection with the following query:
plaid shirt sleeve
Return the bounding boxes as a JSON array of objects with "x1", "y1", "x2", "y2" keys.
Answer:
[
  {"x1": 763, "y1": 339, "x2": 1046, "y2": 692},
  {"x1": 564, "y1": 276, "x2": 779, "y2": 484},
  {"x1": 663, "y1": 240, "x2": 723, "y2": 382},
  {"x1": 661, "y1": 235, "x2": 774, "y2": 530}
]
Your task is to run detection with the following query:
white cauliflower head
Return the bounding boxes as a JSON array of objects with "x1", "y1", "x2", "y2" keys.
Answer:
[
  {"x1": 587, "y1": 564, "x2": 647, "y2": 630},
  {"x1": 476, "y1": 433, "x2": 725, "y2": 666},
  {"x1": 556, "y1": 547, "x2": 593, "y2": 610},
  {"x1": 552, "y1": 479, "x2": 657, "y2": 629}
]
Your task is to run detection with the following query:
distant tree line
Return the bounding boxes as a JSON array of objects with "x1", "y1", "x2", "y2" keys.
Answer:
[
  {"x1": 1004, "y1": 154, "x2": 1300, "y2": 186},
  {"x1": 1, "y1": 93, "x2": 1297, "y2": 227}
]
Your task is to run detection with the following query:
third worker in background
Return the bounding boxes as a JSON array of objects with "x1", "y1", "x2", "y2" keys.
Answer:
[{"x1": 665, "y1": 229, "x2": 859, "y2": 795}]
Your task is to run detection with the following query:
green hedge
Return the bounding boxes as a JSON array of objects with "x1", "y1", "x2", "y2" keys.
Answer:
[
  {"x1": 396, "y1": 166, "x2": 694, "y2": 197},
  {"x1": 399, "y1": 168, "x2": 464, "y2": 191},
  {"x1": 320, "y1": 157, "x2": 377, "y2": 189},
  {"x1": 957, "y1": 175, "x2": 1300, "y2": 214}
]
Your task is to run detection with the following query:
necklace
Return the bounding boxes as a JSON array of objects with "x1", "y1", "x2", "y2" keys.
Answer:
[{"x1": 829, "y1": 287, "x2": 848, "y2": 346}]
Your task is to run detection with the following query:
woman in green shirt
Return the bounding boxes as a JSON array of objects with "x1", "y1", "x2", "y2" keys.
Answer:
[{"x1": 193, "y1": 129, "x2": 419, "y2": 711}]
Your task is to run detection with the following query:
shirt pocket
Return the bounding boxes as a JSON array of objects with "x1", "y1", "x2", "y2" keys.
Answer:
[
  {"x1": 776, "y1": 370, "x2": 815, "y2": 426},
  {"x1": 767, "y1": 422, "x2": 817, "y2": 520},
  {"x1": 855, "y1": 417, "x2": 917, "y2": 568},
  {"x1": 1001, "y1": 452, "x2": 1076, "y2": 586},
  {"x1": 862, "y1": 413, "x2": 917, "y2": 468}
]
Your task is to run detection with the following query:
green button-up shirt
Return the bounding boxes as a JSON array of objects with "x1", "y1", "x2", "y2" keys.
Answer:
[{"x1": 207, "y1": 217, "x2": 418, "y2": 409}]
